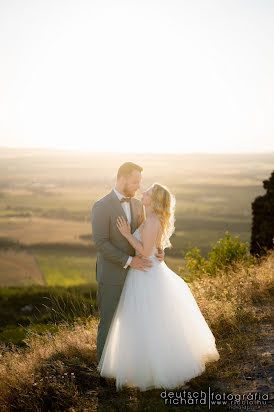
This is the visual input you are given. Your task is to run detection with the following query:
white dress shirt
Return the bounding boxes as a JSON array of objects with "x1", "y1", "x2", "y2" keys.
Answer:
[{"x1": 113, "y1": 187, "x2": 133, "y2": 268}]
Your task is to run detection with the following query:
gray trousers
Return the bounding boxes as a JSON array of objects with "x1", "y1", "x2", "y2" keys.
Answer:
[{"x1": 96, "y1": 282, "x2": 124, "y2": 362}]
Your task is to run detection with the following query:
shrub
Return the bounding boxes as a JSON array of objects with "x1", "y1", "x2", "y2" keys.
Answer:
[{"x1": 183, "y1": 231, "x2": 258, "y2": 278}]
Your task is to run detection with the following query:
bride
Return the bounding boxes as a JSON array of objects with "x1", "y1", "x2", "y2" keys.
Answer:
[{"x1": 97, "y1": 183, "x2": 220, "y2": 391}]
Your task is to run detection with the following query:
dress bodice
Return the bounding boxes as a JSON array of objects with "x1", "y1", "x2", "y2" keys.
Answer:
[{"x1": 132, "y1": 227, "x2": 159, "y2": 260}]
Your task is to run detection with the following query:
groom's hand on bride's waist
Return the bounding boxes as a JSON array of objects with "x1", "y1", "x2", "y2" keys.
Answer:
[
  {"x1": 155, "y1": 247, "x2": 165, "y2": 262},
  {"x1": 129, "y1": 255, "x2": 153, "y2": 272}
]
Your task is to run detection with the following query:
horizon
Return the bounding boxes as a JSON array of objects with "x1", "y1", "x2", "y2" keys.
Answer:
[{"x1": 1, "y1": 145, "x2": 274, "y2": 156}]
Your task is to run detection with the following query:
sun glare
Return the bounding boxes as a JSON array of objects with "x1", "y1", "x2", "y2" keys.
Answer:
[{"x1": 0, "y1": 0, "x2": 273, "y2": 153}]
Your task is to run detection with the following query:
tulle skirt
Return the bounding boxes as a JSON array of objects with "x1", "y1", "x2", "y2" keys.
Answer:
[{"x1": 97, "y1": 259, "x2": 220, "y2": 391}]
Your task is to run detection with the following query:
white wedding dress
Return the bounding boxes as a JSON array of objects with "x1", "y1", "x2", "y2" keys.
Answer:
[{"x1": 97, "y1": 227, "x2": 220, "y2": 391}]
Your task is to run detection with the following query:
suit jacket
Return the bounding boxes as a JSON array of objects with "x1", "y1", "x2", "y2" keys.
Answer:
[{"x1": 91, "y1": 189, "x2": 144, "y2": 285}]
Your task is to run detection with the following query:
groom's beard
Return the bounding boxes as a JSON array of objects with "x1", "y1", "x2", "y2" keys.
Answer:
[{"x1": 123, "y1": 183, "x2": 135, "y2": 198}]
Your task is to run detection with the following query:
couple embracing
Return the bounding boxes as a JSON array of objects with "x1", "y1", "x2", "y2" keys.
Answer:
[{"x1": 91, "y1": 162, "x2": 220, "y2": 392}]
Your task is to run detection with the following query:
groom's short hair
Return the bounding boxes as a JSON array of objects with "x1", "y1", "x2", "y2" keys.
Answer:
[{"x1": 117, "y1": 162, "x2": 143, "y2": 179}]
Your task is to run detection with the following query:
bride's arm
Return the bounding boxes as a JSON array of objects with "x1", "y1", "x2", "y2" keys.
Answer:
[{"x1": 116, "y1": 215, "x2": 160, "y2": 258}]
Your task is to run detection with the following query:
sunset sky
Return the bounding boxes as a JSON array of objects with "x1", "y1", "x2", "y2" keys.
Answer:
[{"x1": 0, "y1": 0, "x2": 273, "y2": 153}]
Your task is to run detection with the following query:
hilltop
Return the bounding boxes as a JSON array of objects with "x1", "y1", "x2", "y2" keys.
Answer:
[{"x1": 0, "y1": 249, "x2": 273, "y2": 411}]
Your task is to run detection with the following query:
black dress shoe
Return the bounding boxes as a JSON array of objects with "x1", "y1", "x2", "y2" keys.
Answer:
[{"x1": 99, "y1": 376, "x2": 107, "y2": 387}]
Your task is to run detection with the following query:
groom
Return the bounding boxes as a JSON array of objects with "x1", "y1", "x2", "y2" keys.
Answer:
[{"x1": 91, "y1": 162, "x2": 165, "y2": 369}]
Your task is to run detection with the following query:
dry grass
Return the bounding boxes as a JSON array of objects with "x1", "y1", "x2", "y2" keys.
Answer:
[
  {"x1": 189, "y1": 248, "x2": 274, "y2": 335},
  {"x1": 187, "y1": 248, "x2": 274, "y2": 392},
  {"x1": 0, "y1": 250, "x2": 273, "y2": 411},
  {"x1": 0, "y1": 318, "x2": 99, "y2": 411}
]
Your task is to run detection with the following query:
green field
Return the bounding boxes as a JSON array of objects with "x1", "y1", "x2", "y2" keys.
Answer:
[{"x1": 35, "y1": 251, "x2": 97, "y2": 286}]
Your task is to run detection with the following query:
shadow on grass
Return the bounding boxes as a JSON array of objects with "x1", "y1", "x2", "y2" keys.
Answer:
[{"x1": 0, "y1": 283, "x2": 98, "y2": 347}]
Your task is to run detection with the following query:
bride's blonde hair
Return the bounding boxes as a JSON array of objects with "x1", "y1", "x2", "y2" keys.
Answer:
[{"x1": 150, "y1": 183, "x2": 176, "y2": 249}]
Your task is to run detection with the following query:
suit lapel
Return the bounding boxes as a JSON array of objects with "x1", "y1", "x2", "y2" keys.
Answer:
[
  {"x1": 109, "y1": 190, "x2": 129, "y2": 224},
  {"x1": 130, "y1": 199, "x2": 139, "y2": 233},
  {"x1": 110, "y1": 190, "x2": 138, "y2": 232}
]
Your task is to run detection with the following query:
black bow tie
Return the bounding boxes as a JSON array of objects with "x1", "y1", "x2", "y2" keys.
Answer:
[{"x1": 120, "y1": 197, "x2": 131, "y2": 203}]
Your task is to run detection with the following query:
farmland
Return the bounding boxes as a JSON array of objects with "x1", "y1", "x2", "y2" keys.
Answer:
[{"x1": 0, "y1": 148, "x2": 273, "y2": 288}]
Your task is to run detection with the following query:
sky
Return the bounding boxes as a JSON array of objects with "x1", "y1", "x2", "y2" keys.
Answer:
[{"x1": 0, "y1": 0, "x2": 273, "y2": 153}]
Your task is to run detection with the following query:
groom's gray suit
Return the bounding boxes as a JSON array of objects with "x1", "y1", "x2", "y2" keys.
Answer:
[{"x1": 91, "y1": 189, "x2": 143, "y2": 361}]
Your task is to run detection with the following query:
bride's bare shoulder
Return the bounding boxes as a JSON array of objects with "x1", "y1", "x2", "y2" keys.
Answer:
[
  {"x1": 145, "y1": 214, "x2": 161, "y2": 228},
  {"x1": 140, "y1": 215, "x2": 161, "y2": 242}
]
